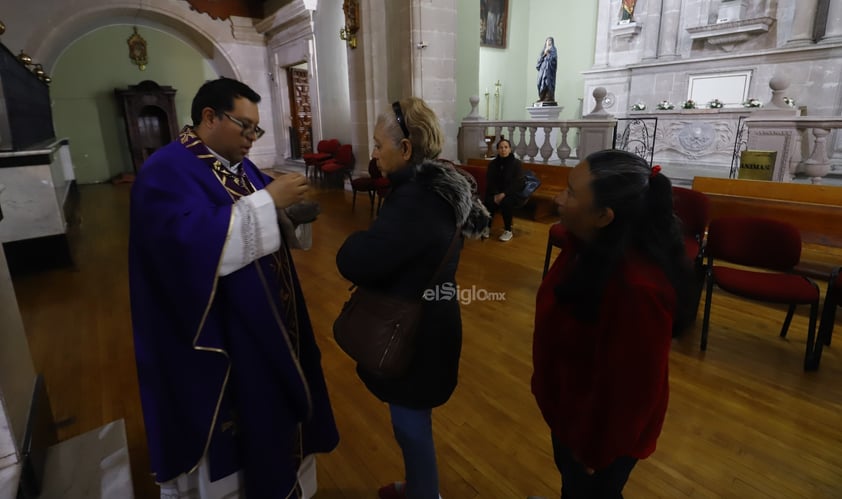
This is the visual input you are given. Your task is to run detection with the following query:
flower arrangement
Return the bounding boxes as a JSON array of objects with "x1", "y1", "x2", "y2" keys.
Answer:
[
  {"x1": 743, "y1": 98, "x2": 763, "y2": 108},
  {"x1": 631, "y1": 102, "x2": 647, "y2": 111},
  {"x1": 708, "y1": 99, "x2": 724, "y2": 109},
  {"x1": 783, "y1": 97, "x2": 796, "y2": 108},
  {"x1": 656, "y1": 100, "x2": 674, "y2": 110},
  {"x1": 681, "y1": 100, "x2": 697, "y2": 109}
]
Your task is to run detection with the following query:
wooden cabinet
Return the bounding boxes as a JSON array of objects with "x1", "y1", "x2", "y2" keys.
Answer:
[{"x1": 114, "y1": 81, "x2": 178, "y2": 173}]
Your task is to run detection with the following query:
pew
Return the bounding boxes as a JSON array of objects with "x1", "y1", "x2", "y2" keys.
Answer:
[
  {"x1": 463, "y1": 158, "x2": 571, "y2": 220},
  {"x1": 691, "y1": 177, "x2": 842, "y2": 278}
]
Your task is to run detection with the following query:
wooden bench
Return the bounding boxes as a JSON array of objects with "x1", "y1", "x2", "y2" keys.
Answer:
[
  {"x1": 463, "y1": 158, "x2": 571, "y2": 220},
  {"x1": 691, "y1": 177, "x2": 842, "y2": 279}
]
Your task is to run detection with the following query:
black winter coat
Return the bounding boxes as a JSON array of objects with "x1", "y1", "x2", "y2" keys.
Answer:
[
  {"x1": 486, "y1": 154, "x2": 526, "y2": 203},
  {"x1": 336, "y1": 160, "x2": 489, "y2": 408}
]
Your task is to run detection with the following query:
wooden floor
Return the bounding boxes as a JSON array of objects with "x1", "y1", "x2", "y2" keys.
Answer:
[{"x1": 10, "y1": 183, "x2": 842, "y2": 498}]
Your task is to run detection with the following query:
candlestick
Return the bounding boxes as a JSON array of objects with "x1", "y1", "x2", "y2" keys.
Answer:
[{"x1": 494, "y1": 80, "x2": 502, "y2": 120}]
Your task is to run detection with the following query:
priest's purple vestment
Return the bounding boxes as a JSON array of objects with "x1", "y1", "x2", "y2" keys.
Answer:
[{"x1": 128, "y1": 135, "x2": 339, "y2": 497}]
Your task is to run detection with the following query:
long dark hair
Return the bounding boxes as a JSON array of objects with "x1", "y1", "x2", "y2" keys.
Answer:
[{"x1": 555, "y1": 150, "x2": 694, "y2": 336}]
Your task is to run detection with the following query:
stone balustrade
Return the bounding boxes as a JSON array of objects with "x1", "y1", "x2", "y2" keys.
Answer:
[
  {"x1": 457, "y1": 119, "x2": 617, "y2": 165},
  {"x1": 458, "y1": 79, "x2": 841, "y2": 186},
  {"x1": 457, "y1": 90, "x2": 617, "y2": 165},
  {"x1": 747, "y1": 117, "x2": 842, "y2": 184}
]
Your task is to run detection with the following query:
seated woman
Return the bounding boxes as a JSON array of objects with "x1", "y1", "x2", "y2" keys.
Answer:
[
  {"x1": 532, "y1": 150, "x2": 694, "y2": 498},
  {"x1": 482, "y1": 138, "x2": 525, "y2": 241}
]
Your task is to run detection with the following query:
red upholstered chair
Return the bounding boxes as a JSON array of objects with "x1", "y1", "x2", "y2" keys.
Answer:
[
  {"x1": 672, "y1": 186, "x2": 709, "y2": 265},
  {"x1": 319, "y1": 144, "x2": 355, "y2": 188},
  {"x1": 542, "y1": 222, "x2": 568, "y2": 278},
  {"x1": 814, "y1": 267, "x2": 842, "y2": 367},
  {"x1": 672, "y1": 186, "x2": 710, "y2": 322},
  {"x1": 350, "y1": 158, "x2": 390, "y2": 217},
  {"x1": 302, "y1": 139, "x2": 340, "y2": 180},
  {"x1": 701, "y1": 216, "x2": 821, "y2": 370}
]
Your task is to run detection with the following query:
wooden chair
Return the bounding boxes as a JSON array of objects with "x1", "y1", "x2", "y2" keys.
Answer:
[{"x1": 701, "y1": 216, "x2": 821, "y2": 370}]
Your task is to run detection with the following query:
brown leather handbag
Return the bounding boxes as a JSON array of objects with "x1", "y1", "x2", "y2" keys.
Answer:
[{"x1": 333, "y1": 230, "x2": 461, "y2": 378}]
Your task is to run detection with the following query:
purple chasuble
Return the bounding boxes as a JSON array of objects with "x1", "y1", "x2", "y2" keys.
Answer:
[{"x1": 129, "y1": 127, "x2": 338, "y2": 497}]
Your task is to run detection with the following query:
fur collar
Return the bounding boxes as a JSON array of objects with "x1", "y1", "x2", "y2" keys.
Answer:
[{"x1": 415, "y1": 160, "x2": 490, "y2": 239}]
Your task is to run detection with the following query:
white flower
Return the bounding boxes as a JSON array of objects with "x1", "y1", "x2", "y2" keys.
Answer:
[
  {"x1": 656, "y1": 100, "x2": 674, "y2": 110},
  {"x1": 631, "y1": 102, "x2": 647, "y2": 111}
]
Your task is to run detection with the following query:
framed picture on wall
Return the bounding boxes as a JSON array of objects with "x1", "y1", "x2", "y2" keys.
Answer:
[
  {"x1": 688, "y1": 70, "x2": 752, "y2": 107},
  {"x1": 480, "y1": 0, "x2": 509, "y2": 48}
]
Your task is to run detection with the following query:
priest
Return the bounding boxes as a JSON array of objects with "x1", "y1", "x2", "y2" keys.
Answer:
[{"x1": 129, "y1": 77, "x2": 338, "y2": 498}]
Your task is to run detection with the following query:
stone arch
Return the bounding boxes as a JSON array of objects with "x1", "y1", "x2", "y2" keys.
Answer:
[{"x1": 30, "y1": 1, "x2": 238, "y2": 79}]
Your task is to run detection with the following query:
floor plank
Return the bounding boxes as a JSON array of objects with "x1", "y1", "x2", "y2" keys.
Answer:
[{"x1": 9, "y1": 183, "x2": 842, "y2": 498}]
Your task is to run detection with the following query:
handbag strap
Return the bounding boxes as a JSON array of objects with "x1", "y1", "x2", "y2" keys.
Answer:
[{"x1": 425, "y1": 226, "x2": 462, "y2": 289}]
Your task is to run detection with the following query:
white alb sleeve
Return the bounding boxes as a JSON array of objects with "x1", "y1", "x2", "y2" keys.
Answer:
[{"x1": 218, "y1": 190, "x2": 281, "y2": 276}]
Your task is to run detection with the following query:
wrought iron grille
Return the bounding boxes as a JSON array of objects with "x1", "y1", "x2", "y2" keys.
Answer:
[{"x1": 613, "y1": 117, "x2": 658, "y2": 167}]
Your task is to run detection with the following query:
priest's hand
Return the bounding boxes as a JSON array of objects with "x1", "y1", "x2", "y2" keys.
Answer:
[{"x1": 265, "y1": 173, "x2": 309, "y2": 209}]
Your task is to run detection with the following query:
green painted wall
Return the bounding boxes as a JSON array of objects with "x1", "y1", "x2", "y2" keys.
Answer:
[
  {"x1": 456, "y1": 0, "x2": 480, "y2": 120},
  {"x1": 52, "y1": 25, "x2": 217, "y2": 183},
  {"x1": 527, "y1": 0, "x2": 597, "y2": 120},
  {"x1": 478, "y1": 1, "x2": 530, "y2": 120},
  {"x1": 469, "y1": 1, "x2": 597, "y2": 121}
]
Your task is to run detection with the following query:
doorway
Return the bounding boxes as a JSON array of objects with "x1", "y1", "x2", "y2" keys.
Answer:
[{"x1": 287, "y1": 63, "x2": 313, "y2": 159}]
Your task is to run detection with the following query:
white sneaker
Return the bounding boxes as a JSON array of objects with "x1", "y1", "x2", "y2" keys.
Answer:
[{"x1": 499, "y1": 230, "x2": 513, "y2": 241}]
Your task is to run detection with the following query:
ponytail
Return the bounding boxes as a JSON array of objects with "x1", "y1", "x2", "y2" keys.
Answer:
[
  {"x1": 554, "y1": 151, "x2": 694, "y2": 335},
  {"x1": 640, "y1": 171, "x2": 695, "y2": 336}
]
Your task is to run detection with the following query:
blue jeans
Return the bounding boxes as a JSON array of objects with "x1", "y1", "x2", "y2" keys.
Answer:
[{"x1": 389, "y1": 404, "x2": 440, "y2": 499}]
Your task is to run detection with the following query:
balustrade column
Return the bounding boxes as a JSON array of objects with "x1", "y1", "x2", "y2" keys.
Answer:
[
  {"x1": 540, "y1": 127, "x2": 554, "y2": 163},
  {"x1": 556, "y1": 125, "x2": 571, "y2": 165},
  {"x1": 803, "y1": 127, "x2": 832, "y2": 183}
]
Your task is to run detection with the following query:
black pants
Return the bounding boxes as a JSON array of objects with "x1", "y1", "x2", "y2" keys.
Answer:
[
  {"x1": 552, "y1": 435, "x2": 638, "y2": 499},
  {"x1": 484, "y1": 194, "x2": 520, "y2": 231}
]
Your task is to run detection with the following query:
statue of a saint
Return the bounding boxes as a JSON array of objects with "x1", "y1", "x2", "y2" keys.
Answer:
[
  {"x1": 536, "y1": 37, "x2": 557, "y2": 104},
  {"x1": 619, "y1": 0, "x2": 637, "y2": 23}
]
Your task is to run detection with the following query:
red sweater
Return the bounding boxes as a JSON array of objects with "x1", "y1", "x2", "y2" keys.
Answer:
[{"x1": 532, "y1": 235, "x2": 676, "y2": 471}]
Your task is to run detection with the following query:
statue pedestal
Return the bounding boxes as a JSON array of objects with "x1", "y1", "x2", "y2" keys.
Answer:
[{"x1": 527, "y1": 105, "x2": 563, "y2": 120}]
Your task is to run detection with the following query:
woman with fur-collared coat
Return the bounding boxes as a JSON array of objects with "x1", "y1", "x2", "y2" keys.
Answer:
[{"x1": 336, "y1": 97, "x2": 488, "y2": 499}]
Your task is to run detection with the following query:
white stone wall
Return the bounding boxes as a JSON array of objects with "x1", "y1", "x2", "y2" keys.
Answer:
[
  {"x1": 586, "y1": 0, "x2": 842, "y2": 179},
  {"x1": 410, "y1": 0, "x2": 459, "y2": 161}
]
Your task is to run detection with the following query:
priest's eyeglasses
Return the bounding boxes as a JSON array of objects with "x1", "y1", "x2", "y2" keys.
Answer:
[{"x1": 224, "y1": 112, "x2": 265, "y2": 140}]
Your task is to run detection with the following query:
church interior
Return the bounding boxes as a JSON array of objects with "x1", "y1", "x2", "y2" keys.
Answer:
[{"x1": 1, "y1": 0, "x2": 842, "y2": 497}]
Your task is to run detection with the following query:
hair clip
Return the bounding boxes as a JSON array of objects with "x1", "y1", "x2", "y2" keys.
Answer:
[{"x1": 650, "y1": 165, "x2": 662, "y2": 178}]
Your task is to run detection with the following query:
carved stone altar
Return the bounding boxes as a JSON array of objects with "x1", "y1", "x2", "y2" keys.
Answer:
[{"x1": 627, "y1": 108, "x2": 755, "y2": 183}]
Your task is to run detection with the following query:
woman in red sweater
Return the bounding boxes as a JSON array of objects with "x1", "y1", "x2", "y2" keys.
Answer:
[{"x1": 532, "y1": 149, "x2": 693, "y2": 498}]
